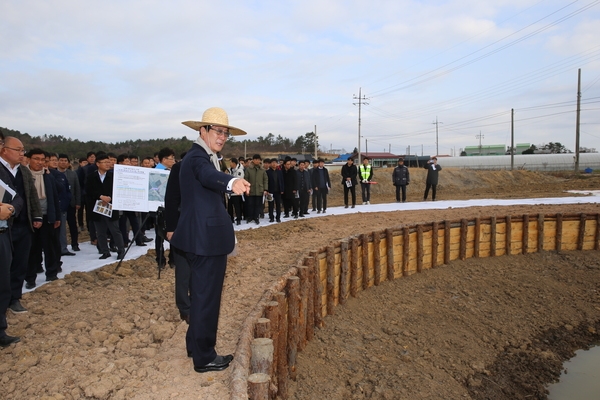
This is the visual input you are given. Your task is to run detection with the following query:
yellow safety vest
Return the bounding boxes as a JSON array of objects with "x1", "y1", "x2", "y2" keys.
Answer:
[{"x1": 360, "y1": 165, "x2": 371, "y2": 180}]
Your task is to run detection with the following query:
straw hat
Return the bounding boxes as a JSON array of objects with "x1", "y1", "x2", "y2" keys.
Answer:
[{"x1": 182, "y1": 107, "x2": 247, "y2": 136}]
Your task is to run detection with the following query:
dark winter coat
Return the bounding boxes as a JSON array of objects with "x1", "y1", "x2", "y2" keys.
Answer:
[
  {"x1": 424, "y1": 162, "x2": 442, "y2": 185},
  {"x1": 392, "y1": 165, "x2": 410, "y2": 186},
  {"x1": 86, "y1": 169, "x2": 119, "y2": 222},
  {"x1": 282, "y1": 167, "x2": 298, "y2": 199},
  {"x1": 341, "y1": 163, "x2": 358, "y2": 186},
  {"x1": 266, "y1": 168, "x2": 284, "y2": 194}
]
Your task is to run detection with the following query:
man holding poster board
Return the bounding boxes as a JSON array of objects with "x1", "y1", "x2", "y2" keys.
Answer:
[{"x1": 171, "y1": 107, "x2": 250, "y2": 373}]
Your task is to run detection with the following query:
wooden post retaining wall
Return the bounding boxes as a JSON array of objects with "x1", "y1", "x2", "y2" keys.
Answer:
[{"x1": 232, "y1": 212, "x2": 600, "y2": 400}]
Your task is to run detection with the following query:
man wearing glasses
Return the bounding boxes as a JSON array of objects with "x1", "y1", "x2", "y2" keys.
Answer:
[
  {"x1": 171, "y1": 107, "x2": 250, "y2": 373},
  {"x1": 0, "y1": 133, "x2": 25, "y2": 346},
  {"x1": 0, "y1": 137, "x2": 42, "y2": 314},
  {"x1": 153, "y1": 147, "x2": 175, "y2": 269}
]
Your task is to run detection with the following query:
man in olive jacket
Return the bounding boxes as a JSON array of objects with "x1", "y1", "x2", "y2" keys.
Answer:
[{"x1": 243, "y1": 154, "x2": 268, "y2": 224}]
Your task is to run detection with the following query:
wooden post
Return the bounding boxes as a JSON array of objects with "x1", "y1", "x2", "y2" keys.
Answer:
[
  {"x1": 254, "y1": 318, "x2": 271, "y2": 339},
  {"x1": 273, "y1": 291, "x2": 288, "y2": 399},
  {"x1": 326, "y1": 245, "x2": 335, "y2": 316},
  {"x1": 286, "y1": 276, "x2": 300, "y2": 381},
  {"x1": 537, "y1": 214, "x2": 544, "y2": 252},
  {"x1": 373, "y1": 231, "x2": 381, "y2": 285},
  {"x1": 251, "y1": 338, "x2": 274, "y2": 375},
  {"x1": 416, "y1": 225, "x2": 423, "y2": 273},
  {"x1": 306, "y1": 263, "x2": 315, "y2": 342},
  {"x1": 402, "y1": 227, "x2": 410, "y2": 276},
  {"x1": 386, "y1": 228, "x2": 394, "y2": 280},
  {"x1": 297, "y1": 266, "x2": 310, "y2": 351},
  {"x1": 505, "y1": 215, "x2": 512, "y2": 255},
  {"x1": 490, "y1": 216, "x2": 497, "y2": 257},
  {"x1": 248, "y1": 373, "x2": 270, "y2": 400},
  {"x1": 595, "y1": 214, "x2": 600, "y2": 251},
  {"x1": 556, "y1": 213, "x2": 563, "y2": 253},
  {"x1": 340, "y1": 240, "x2": 349, "y2": 305},
  {"x1": 444, "y1": 221, "x2": 451, "y2": 265},
  {"x1": 431, "y1": 221, "x2": 439, "y2": 268},
  {"x1": 264, "y1": 301, "x2": 279, "y2": 391},
  {"x1": 522, "y1": 214, "x2": 529, "y2": 255},
  {"x1": 460, "y1": 219, "x2": 467, "y2": 261},
  {"x1": 312, "y1": 256, "x2": 323, "y2": 329},
  {"x1": 350, "y1": 237, "x2": 359, "y2": 297},
  {"x1": 578, "y1": 213, "x2": 586, "y2": 251},
  {"x1": 362, "y1": 234, "x2": 369, "y2": 289},
  {"x1": 474, "y1": 217, "x2": 480, "y2": 258}
]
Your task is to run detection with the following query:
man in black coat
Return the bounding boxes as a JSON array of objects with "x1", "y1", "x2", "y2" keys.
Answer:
[
  {"x1": 312, "y1": 159, "x2": 331, "y2": 214},
  {"x1": 296, "y1": 160, "x2": 312, "y2": 216},
  {"x1": 85, "y1": 154, "x2": 125, "y2": 259},
  {"x1": 266, "y1": 158, "x2": 284, "y2": 223},
  {"x1": 281, "y1": 158, "x2": 299, "y2": 218},
  {"x1": 24, "y1": 149, "x2": 62, "y2": 287},
  {"x1": 341, "y1": 158, "x2": 358, "y2": 208},
  {"x1": 423, "y1": 157, "x2": 442, "y2": 201},
  {"x1": 392, "y1": 158, "x2": 410, "y2": 202}
]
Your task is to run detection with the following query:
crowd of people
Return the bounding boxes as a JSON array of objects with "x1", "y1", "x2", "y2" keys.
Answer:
[{"x1": 1, "y1": 114, "x2": 443, "y2": 372}]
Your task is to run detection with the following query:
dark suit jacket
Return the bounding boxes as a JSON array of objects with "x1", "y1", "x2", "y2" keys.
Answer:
[
  {"x1": 85, "y1": 170, "x2": 119, "y2": 221},
  {"x1": 164, "y1": 161, "x2": 182, "y2": 233},
  {"x1": 312, "y1": 167, "x2": 331, "y2": 190},
  {"x1": 341, "y1": 163, "x2": 358, "y2": 185},
  {"x1": 0, "y1": 164, "x2": 42, "y2": 230},
  {"x1": 266, "y1": 168, "x2": 284, "y2": 194},
  {"x1": 170, "y1": 143, "x2": 235, "y2": 256},
  {"x1": 0, "y1": 167, "x2": 24, "y2": 227},
  {"x1": 424, "y1": 163, "x2": 442, "y2": 185},
  {"x1": 41, "y1": 173, "x2": 61, "y2": 224}
]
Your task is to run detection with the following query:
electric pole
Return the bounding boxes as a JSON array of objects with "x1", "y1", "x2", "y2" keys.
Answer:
[
  {"x1": 575, "y1": 68, "x2": 581, "y2": 173},
  {"x1": 511, "y1": 108, "x2": 514, "y2": 170},
  {"x1": 353, "y1": 88, "x2": 369, "y2": 164},
  {"x1": 432, "y1": 116, "x2": 442, "y2": 156},
  {"x1": 314, "y1": 125, "x2": 318, "y2": 160},
  {"x1": 476, "y1": 131, "x2": 484, "y2": 155}
]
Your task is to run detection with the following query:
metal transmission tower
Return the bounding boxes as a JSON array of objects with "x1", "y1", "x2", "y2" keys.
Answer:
[
  {"x1": 476, "y1": 132, "x2": 484, "y2": 155},
  {"x1": 353, "y1": 88, "x2": 369, "y2": 164},
  {"x1": 432, "y1": 116, "x2": 443, "y2": 156}
]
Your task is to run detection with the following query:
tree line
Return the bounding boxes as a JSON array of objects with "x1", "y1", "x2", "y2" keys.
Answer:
[{"x1": 0, "y1": 127, "x2": 319, "y2": 160}]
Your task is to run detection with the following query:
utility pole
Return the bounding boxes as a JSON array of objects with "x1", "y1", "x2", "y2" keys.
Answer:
[
  {"x1": 314, "y1": 125, "x2": 318, "y2": 160},
  {"x1": 389, "y1": 144, "x2": 391, "y2": 153},
  {"x1": 432, "y1": 116, "x2": 442, "y2": 156},
  {"x1": 365, "y1": 138, "x2": 368, "y2": 156},
  {"x1": 575, "y1": 68, "x2": 581, "y2": 173},
  {"x1": 476, "y1": 131, "x2": 484, "y2": 155},
  {"x1": 511, "y1": 108, "x2": 514, "y2": 170},
  {"x1": 353, "y1": 88, "x2": 369, "y2": 164}
]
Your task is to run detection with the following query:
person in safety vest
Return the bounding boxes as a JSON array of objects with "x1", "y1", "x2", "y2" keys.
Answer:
[{"x1": 358, "y1": 157, "x2": 373, "y2": 205}]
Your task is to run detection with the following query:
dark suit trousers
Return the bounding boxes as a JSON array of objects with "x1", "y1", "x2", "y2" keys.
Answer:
[
  {"x1": 424, "y1": 183, "x2": 437, "y2": 200},
  {"x1": 343, "y1": 184, "x2": 356, "y2": 206},
  {"x1": 267, "y1": 193, "x2": 281, "y2": 220},
  {"x1": 247, "y1": 195, "x2": 263, "y2": 222},
  {"x1": 119, "y1": 211, "x2": 142, "y2": 245},
  {"x1": 395, "y1": 185, "x2": 407, "y2": 202},
  {"x1": 171, "y1": 245, "x2": 191, "y2": 318},
  {"x1": 361, "y1": 182, "x2": 371, "y2": 202},
  {"x1": 185, "y1": 253, "x2": 227, "y2": 366},
  {"x1": 67, "y1": 206, "x2": 79, "y2": 246},
  {"x1": 316, "y1": 188, "x2": 328, "y2": 211},
  {"x1": 227, "y1": 195, "x2": 243, "y2": 223},
  {"x1": 94, "y1": 218, "x2": 124, "y2": 254},
  {"x1": 0, "y1": 232, "x2": 12, "y2": 336},
  {"x1": 10, "y1": 222, "x2": 32, "y2": 302},
  {"x1": 26, "y1": 216, "x2": 60, "y2": 283},
  {"x1": 311, "y1": 191, "x2": 317, "y2": 211},
  {"x1": 299, "y1": 191, "x2": 309, "y2": 214}
]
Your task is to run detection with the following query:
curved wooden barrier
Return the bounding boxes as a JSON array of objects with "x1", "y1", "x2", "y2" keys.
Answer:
[{"x1": 230, "y1": 212, "x2": 600, "y2": 399}]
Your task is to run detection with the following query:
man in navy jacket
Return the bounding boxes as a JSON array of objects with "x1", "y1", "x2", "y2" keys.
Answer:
[{"x1": 171, "y1": 107, "x2": 250, "y2": 373}]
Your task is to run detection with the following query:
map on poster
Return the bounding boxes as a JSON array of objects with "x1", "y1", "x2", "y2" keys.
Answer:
[{"x1": 112, "y1": 164, "x2": 170, "y2": 212}]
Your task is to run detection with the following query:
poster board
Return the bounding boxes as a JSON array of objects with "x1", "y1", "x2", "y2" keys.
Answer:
[{"x1": 112, "y1": 165, "x2": 170, "y2": 212}]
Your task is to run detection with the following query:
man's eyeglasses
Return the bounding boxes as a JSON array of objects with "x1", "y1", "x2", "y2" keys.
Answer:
[
  {"x1": 4, "y1": 147, "x2": 26, "y2": 154},
  {"x1": 209, "y1": 126, "x2": 230, "y2": 139}
]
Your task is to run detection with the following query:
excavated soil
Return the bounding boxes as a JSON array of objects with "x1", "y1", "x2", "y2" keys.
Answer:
[{"x1": 1, "y1": 169, "x2": 600, "y2": 400}]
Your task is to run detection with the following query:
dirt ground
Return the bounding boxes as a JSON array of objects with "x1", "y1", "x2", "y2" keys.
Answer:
[{"x1": 1, "y1": 169, "x2": 599, "y2": 400}]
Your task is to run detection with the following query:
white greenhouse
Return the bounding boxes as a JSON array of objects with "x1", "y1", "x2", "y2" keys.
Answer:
[{"x1": 437, "y1": 153, "x2": 600, "y2": 171}]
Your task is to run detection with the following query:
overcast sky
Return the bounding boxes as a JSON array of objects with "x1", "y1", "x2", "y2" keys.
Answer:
[{"x1": 1, "y1": 0, "x2": 599, "y2": 156}]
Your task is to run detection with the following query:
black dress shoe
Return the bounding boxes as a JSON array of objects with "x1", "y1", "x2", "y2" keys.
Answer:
[
  {"x1": 0, "y1": 335, "x2": 21, "y2": 347},
  {"x1": 276, "y1": 218, "x2": 281, "y2": 223},
  {"x1": 136, "y1": 242, "x2": 147, "y2": 247},
  {"x1": 99, "y1": 253, "x2": 111, "y2": 259},
  {"x1": 254, "y1": 219, "x2": 260, "y2": 225},
  {"x1": 269, "y1": 218, "x2": 274, "y2": 223},
  {"x1": 46, "y1": 275, "x2": 58, "y2": 282},
  {"x1": 194, "y1": 354, "x2": 234, "y2": 373},
  {"x1": 236, "y1": 221, "x2": 241, "y2": 226},
  {"x1": 117, "y1": 251, "x2": 125, "y2": 260},
  {"x1": 25, "y1": 282, "x2": 36, "y2": 290},
  {"x1": 71, "y1": 245, "x2": 80, "y2": 251},
  {"x1": 143, "y1": 236, "x2": 153, "y2": 243},
  {"x1": 109, "y1": 246, "x2": 118, "y2": 252},
  {"x1": 62, "y1": 251, "x2": 76, "y2": 256}
]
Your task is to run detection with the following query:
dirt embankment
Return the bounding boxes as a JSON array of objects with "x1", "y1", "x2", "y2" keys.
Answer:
[{"x1": 0, "y1": 169, "x2": 599, "y2": 400}]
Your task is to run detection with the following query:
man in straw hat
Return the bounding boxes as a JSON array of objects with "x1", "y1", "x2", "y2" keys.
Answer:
[{"x1": 171, "y1": 107, "x2": 250, "y2": 373}]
